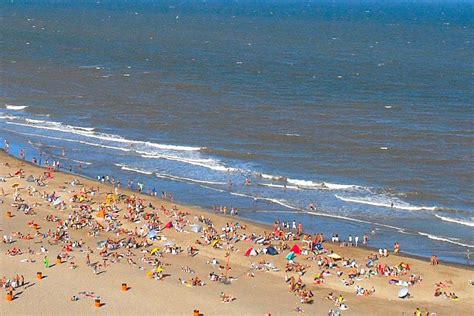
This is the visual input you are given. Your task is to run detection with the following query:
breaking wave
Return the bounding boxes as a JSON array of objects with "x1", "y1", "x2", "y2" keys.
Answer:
[{"x1": 335, "y1": 195, "x2": 437, "y2": 211}]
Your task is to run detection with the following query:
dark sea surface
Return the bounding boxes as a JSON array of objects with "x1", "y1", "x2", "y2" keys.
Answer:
[{"x1": 0, "y1": 1, "x2": 473, "y2": 264}]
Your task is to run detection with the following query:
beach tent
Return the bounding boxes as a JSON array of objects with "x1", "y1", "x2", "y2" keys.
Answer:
[
  {"x1": 266, "y1": 246, "x2": 278, "y2": 256},
  {"x1": 327, "y1": 253, "x2": 342, "y2": 260},
  {"x1": 290, "y1": 244, "x2": 302, "y2": 255},
  {"x1": 26, "y1": 175, "x2": 35, "y2": 182},
  {"x1": 164, "y1": 221, "x2": 173, "y2": 229},
  {"x1": 191, "y1": 224, "x2": 202, "y2": 233},
  {"x1": 244, "y1": 248, "x2": 257, "y2": 257},
  {"x1": 286, "y1": 252, "x2": 296, "y2": 261},
  {"x1": 96, "y1": 240, "x2": 106, "y2": 248},
  {"x1": 147, "y1": 230, "x2": 157, "y2": 239},
  {"x1": 398, "y1": 288, "x2": 410, "y2": 299},
  {"x1": 96, "y1": 209, "x2": 105, "y2": 218},
  {"x1": 314, "y1": 243, "x2": 324, "y2": 251},
  {"x1": 53, "y1": 198, "x2": 63, "y2": 206}
]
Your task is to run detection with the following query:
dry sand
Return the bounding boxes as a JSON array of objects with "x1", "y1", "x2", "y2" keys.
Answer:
[{"x1": 0, "y1": 151, "x2": 473, "y2": 315}]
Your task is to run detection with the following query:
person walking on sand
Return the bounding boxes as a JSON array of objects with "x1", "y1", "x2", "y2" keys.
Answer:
[
  {"x1": 43, "y1": 256, "x2": 49, "y2": 268},
  {"x1": 354, "y1": 236, "x2": 359, "y2": 247}
]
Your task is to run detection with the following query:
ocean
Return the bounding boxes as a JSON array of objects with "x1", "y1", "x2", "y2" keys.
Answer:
[{"x1": 0, "y1": 1, "x2": 473, "y2": 264}]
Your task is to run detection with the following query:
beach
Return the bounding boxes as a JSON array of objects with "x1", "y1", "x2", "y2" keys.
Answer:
[{"x1": 1, "y1": 151, "x2": 473, "y2": 315}]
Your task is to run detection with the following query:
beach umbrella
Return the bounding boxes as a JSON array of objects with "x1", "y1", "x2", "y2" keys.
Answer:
[
  {"x1": 286, "y1": 252, "x2": 295, "y2": 261},
  {"x1": 147, "y1": 230, "x2": 157, "y2": 239},
  {"x1": 96, "y1": 240, "x2": 106, "y2": 247},
  {"x1": 11, "y1": 183, "x2": 19, "y2": 188},
  {"x1": 150, "y1": 248, "x2": 159, "y2": 255},
  {"x1": 191, "y1": 224, "x2": 202, "y2": 233},
  {"x1": 211, "y1": 239, "x2": 220, "y2": 248},
  {"x1": 398, "y1": 288, "x2": 409, "y2": 299},
  {"x1": 26, "y1": 175, "x2": 35, "y2": 182},
  {"x1": 53, "y1": 199, "x2": 62, "y2": 206}
]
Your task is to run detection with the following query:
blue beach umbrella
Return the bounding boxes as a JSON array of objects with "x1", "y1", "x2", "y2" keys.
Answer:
[{"x1": 147, "y1": 230, "x2": 157, "y2": 239}]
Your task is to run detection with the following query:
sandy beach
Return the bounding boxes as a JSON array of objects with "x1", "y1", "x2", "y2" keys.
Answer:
[{"x1": 1, "y1": 151, "x2": 473, "y2": 315}]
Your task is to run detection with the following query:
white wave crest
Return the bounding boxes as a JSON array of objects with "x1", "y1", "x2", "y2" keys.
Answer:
[
  {"x1": 287, "y1": 178, "x2": 364, "y2": 191},
  {"x1": 70, "y1": 159, "x2": 92, "y2": 165},
  {"x1": 141, "y1": 153, "x2": 236, "y2": 172},
  {"x1": 5, "y1": 105, "x2": 28, "y2": 110},
  {"x1": 155, "y1": 173, "x2": 226, "y2": 186},
  {"x1": 115, "y1": 164, "x2": 153, "y2": 175},
  {"x1": 417, "y1": 232, "x2": 473, "y2": 248},
  {"x1": 434, "y1": 214, "x2": 474, "y2": 227},
  {"x1": 258, "y1": 183, "x2": 299, "y2": 190},
  {"x1": 6, "y1": 118, "x2": 200, "y2": 151},
  {"x1": 335, "y1": 195, "x2": 437, "y2": 211}
]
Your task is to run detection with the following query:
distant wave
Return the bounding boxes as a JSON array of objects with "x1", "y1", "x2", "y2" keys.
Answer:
[
  {"x1": 258, "y1": 173, "x2": 287, "y2": 182},
  {"x1": 417, "y1": 232, "x2": 473, "y2": 248},
  {"x1": 257, "y1": 173, "x2": 364, "y2": 191},
  {"x1": 0, "y1": 114, "x2": 17, "y2": 120},
  {"x1": 70, "y1": 159, "x2": 92, "y2": 165},
  {"x1": 287, "y1": 178, "x2": 365, "y2": 191},
  {"x1": 284, "y1": 133, "x2": 300, "y2": 137},
  {"x1": 115, "y1": 164, "x2": 154, "y2": 175},
  {"x1": 335, "y1": 194, "x2": 437, "y2": 211},
  {"x1": 434, "y1": 214, "x2": 474, "y2": 227},
  {"x1": 4, "y1": 122, "x2": 220, "y2": 173},
  {"x1": 141, "y1": 153, "x2": 236, "y2": 172},
  {"x1": 258, "y1": 183, "x2": 299, "y2": 190},
  {"x1": 155, "y1": 173, "x2": 226, "y2": 186},
  {"x1": 5, "y1": 105, "x2": 28, "y2": 110},
  {"x1": 6, "y1": 116, "x2": 200, "y2": 151}
]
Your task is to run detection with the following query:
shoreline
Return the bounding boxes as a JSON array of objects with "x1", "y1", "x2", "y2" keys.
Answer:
[
  {"x1": 2, "y1": 149, "x2": 471, "y2": 270},
  {"x1": 1, "y1": 149, "x2": 473, "y2": 315}
]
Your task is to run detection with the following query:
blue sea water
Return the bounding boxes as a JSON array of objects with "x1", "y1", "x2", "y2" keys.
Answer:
[{"x1": 0, "y1": 1, "x2": 473, "y2": 264}]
